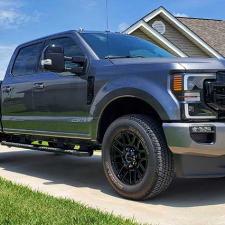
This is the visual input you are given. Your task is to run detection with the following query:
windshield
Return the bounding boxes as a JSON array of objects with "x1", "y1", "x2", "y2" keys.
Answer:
[{"x1": 80, "y1": 32, "x2": 174, "y2": 59}]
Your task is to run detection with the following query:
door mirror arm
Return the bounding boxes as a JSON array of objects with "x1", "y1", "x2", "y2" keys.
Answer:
[{"x1": 64, "y1": 56, "x2": 88, "y2": 75}]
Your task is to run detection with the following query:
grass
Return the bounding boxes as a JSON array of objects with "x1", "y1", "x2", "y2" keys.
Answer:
[{"x1": 0, "y1": 178, "x2": 139, "y2": 225}]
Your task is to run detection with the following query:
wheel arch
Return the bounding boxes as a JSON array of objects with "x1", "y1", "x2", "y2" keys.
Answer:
[{"x1": 93, "y1": 93, "x2": 164, "y2": 143}]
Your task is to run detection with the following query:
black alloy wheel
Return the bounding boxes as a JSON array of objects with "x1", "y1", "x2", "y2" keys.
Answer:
[{"x1": 110, "y1": 130, "x2": 148, "y2": 185}]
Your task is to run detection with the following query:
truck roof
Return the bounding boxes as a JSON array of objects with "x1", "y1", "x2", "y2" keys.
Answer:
[{"x1": 18, "y1": 30, "x2": 117, "y2": 48}]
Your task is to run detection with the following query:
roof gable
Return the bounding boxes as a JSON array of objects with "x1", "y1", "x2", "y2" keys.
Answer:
[
  {"x1": 124, "y1": 7, "x2": 223, "y2": 59},
  {"x1": 147, "y1": 15, "x2": 209, "y2": 57}
]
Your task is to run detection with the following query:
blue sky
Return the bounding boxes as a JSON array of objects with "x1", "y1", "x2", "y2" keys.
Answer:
[{"x1": 1, "y1": 0, "x2": 225, "y2": 79}]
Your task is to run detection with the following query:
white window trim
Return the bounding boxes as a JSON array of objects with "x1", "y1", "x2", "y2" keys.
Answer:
[
  {"x1": 124, "y1": 20, "x2": 187, "y2": 57},
  {"x1": 124, "y1": 7, "x2": 223, "y2": 59}
]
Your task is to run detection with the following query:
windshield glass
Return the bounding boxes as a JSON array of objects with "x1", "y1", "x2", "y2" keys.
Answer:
[{"x1": 80, "y1": 32, "x2": 174, "y2": 59}]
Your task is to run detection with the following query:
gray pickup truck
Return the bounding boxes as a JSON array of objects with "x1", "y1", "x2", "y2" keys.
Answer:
[{"x1": 1, "y1": 30, "x2": 225, "y2": 200}]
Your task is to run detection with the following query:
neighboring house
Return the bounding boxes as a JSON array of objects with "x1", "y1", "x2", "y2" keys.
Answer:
[{"x1": 123, "y1": 7, "x2": 225, "y2": 59}]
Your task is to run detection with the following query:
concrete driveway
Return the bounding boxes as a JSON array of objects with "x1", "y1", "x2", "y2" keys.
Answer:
[{"x1": 0, "y1": 146, "x2": 225, "y2": 225}]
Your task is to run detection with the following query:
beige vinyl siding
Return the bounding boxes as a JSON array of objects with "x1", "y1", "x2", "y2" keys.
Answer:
[
  {"x1": 131, "y1": 29, "x2": 158, "y2": 45},
  {"x1": 147, "y1": 16, "x2": 210, "y2": 57},
  {"x1": 131, "y1": 29, "x2": 169, "y2": 51}
]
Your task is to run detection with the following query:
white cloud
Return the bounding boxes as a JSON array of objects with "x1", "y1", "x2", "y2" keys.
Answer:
[
  {"x1": 0, "y1": 0, "x2": 41, "y2": 29},
  {"x1": 0, "y1": 45, "x2": 17, "y2": 80},
  {"x1": 118, "y1": 22, "x2": 129, "y2": 32},
  {"x1": 174, "y1": 12, "x2": 189, "y2": 17}
]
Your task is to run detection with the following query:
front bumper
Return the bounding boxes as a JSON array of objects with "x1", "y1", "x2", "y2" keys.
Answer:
[
  {"x1": 163, "y1": 122, "x2": 225, "y2": 177},
  {"x1": 163, "y1": 122, "x2": 225, "y2": 157}
]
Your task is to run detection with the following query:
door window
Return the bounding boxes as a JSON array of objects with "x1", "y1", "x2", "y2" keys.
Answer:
[
  {"x1": 12, "y1": 43, "x2": 43, "y2": 76},
  {"x1": 47, "y1": 37, "x2": 84, "y2": 75}
]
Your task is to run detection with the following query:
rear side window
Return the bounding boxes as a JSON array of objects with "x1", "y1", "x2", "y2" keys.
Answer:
[{"x1": 12, "y1": 43, "x2": 42, "y2": 76}]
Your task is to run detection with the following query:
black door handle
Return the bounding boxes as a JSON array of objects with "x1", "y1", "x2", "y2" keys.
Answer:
[
  {"x1": 33, "y1": 83, "x2": 45, "y2": 89},
  {"x1": 3, "y1": 86, "x2": 12, "y2": 93}
]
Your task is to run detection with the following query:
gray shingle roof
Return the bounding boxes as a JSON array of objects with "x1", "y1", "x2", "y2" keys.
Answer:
[{"x1": 177, "y1": 17, "x2": 225, "y2": 57}]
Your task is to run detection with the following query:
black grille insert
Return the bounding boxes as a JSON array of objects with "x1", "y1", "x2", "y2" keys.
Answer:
[{"x1": 204, "y1": 72, "x2": 225, "y2": 112}]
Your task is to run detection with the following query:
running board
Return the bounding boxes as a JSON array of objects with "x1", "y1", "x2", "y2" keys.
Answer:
[{"x1": 1, "y1": 141, "x2": 93, "y2": 157}]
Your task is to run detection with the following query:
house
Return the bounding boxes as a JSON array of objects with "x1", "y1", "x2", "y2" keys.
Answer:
[{"x1": 123, "y1": 7, "x2": 225, "y2": 59}]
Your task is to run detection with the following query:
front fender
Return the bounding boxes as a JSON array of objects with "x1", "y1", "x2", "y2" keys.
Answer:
[{"x1": 90, "y1": 76, "x2": 180, "y2": 140}]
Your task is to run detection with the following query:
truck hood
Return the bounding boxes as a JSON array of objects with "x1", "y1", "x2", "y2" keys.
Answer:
[{"x1": 110, "y1": 57, "x2": 225, "y2": 72}]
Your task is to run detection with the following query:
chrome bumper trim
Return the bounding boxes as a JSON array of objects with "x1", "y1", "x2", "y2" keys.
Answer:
[{"x1": 163, "y1": 122, "x2": 225, "y2": 156}]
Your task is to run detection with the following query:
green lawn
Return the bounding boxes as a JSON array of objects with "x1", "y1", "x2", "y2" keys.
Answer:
[{"x1": 0, "y1": 178, "x2": 139, "y2": 225}]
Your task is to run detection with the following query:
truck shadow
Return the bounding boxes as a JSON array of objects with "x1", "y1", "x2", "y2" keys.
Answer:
[{"x1": 0, "y1": 149, "x2": 225, "y2": 208}]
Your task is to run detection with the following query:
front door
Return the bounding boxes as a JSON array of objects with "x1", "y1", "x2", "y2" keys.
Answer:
[{"x1": 32, "y1": 36, "x2": 91, "y2": 138}]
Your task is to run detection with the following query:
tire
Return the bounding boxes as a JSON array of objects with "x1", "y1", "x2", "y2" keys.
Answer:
[{"x1": 102, "y1": 114, "x2": 174, "y2": 200}]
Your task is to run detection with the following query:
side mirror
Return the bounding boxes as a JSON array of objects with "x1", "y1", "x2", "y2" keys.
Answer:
[
  {"x1": 41, "y1": 45, "x2": 65, "y2": 72},
  {"x1": 65, "y1": 56, "x2": 88, "y2": 75}
]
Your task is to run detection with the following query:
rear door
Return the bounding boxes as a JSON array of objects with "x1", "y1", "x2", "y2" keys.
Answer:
[{"x1": 1, "y1": 42, "x2": 44, "y2": 133}]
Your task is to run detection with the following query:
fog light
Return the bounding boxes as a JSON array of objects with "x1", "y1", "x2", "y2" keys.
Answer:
[{"x1": 190, "y1": 125, "x2": 215, "y2": 144}]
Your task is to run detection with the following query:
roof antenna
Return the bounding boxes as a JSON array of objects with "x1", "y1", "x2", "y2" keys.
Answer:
[
  {"x1": 105, "y1": 0, "x2": 110, "y2": 57},
  {"x1": 106, "y1": 0, "x2": 109, "y2": 31}
]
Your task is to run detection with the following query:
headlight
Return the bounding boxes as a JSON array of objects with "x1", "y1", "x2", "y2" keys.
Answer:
[{"x1": 171, "y1": 73, "x2": 217, "y2": 119}]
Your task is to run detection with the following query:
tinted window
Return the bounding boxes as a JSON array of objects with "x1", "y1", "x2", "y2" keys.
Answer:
[
  {"x1": 48, "y1": 37, "x2": 84, "y2": 75},
  {"x1": 80, "y1": 33, "x2": 173, "y2": 59},
  {"x1": 13, "y1": 43, "x2": 42, "y2": 76},
  {"x1": 48, "y1": 37, "x2": 84, "y2": 57}
]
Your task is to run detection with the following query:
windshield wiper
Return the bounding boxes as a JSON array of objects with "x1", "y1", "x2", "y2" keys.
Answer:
[{"x1": 105, "y1": 55, "x2": 144, "y2": 59}]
